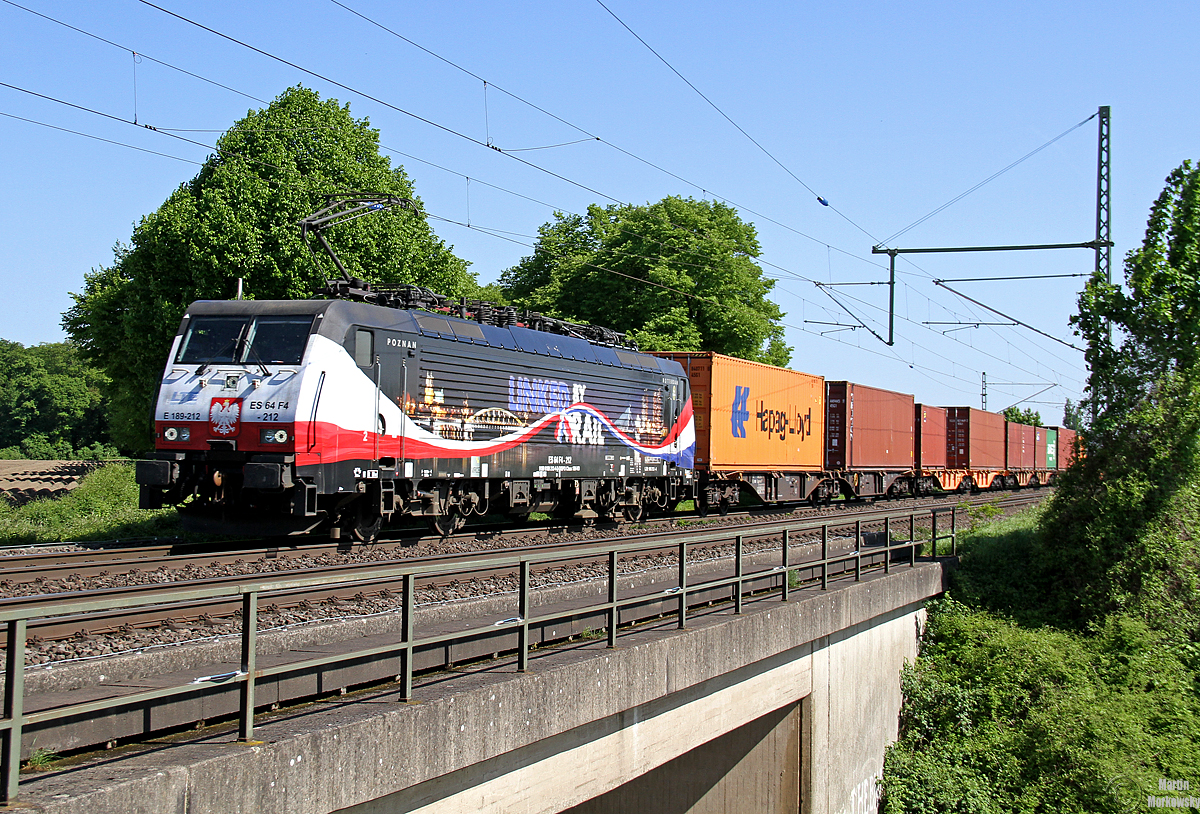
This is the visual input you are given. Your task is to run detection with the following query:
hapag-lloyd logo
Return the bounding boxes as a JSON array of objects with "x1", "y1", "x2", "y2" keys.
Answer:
[
  {"x1": 210, "y1": 397, "x2": 242, "y2": 436},
  {"x1": 730, "y1": 384, "x2": 813, "y2": 442},
  {"x1": 731, "y1": 386, "x2": 750, "y2": 438}
]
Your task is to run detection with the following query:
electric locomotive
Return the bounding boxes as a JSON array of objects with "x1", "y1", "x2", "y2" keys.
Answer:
[{"x1": 135, "y1": 284, "x2": 696, "y2": 540}]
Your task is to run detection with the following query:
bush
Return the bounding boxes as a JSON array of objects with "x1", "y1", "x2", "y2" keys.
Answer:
[
  {"x1": 882, "y1": 598, "x2": 1200, "y2": 814},
  {"x1": 0, "y1": 464, "x2": 179, "y2": 544}
]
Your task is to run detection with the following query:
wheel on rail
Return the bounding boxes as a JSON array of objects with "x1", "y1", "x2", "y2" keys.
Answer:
[
  {"x1": 717, "y1": 498, "x2": 730, "y2": 516},
  {"x1": 622, "y1": 503, "x2": 646, "y2": 523},
  {"x1": 430, "y1": 510, "x2": 467, "y2": 537},
  {"x1": 352, "y1": 515, "x2": 382, "y2": 545},
  {"x1": 351, "y1": 506, "x2": 383, "y2": 545}
]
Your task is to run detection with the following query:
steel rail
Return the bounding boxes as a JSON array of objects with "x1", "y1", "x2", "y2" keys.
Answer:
[{"x1": 0, "y1": 500, "x2": 980, "y2": 802}]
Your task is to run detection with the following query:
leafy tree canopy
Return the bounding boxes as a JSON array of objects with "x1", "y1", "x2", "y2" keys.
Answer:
[
  {"x1": 0, "y1": 340, "x2": 115, "y2": 458},
  {"x1": 1039, "y1": 160, "x2": 1200, "y2": 629},
  {"x1": 1000, "y1": 406, "x2": 1041, "y2": 426},
  {"x1": 1061, "y1": 397, "x2": 1084, "y2": 431},
  {"x1": 500, "y1": 197, "x2": 791, "y2": 366},
  {"x1": 64, "y1": 86, "x2": 474, "y2": 451}
]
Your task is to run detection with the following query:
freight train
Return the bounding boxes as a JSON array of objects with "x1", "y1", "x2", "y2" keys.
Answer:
[{"x1": 135, "y1": 281, "x2": 1077, "y2": 541}]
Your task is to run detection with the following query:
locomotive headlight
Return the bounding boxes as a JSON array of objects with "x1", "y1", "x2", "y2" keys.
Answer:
[
  {"x1": 180, "y1": 427, "x2": 190, "y2": 441},
  {"x1": 260, "y1": 428, "x2": 290, "y2": 444},
  {"x1": 164, "y1": 427, "x2": 178, "y2": 441}
]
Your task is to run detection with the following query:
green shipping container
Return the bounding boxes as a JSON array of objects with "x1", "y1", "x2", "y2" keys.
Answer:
[{"x1": 1046, "y1": 428, "x2": 1058, "y2": 469}]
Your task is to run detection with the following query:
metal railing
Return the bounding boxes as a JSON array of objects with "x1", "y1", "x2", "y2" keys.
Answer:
[{"x1": 0, "y1": 505, "x2": 956, "y2": 802}]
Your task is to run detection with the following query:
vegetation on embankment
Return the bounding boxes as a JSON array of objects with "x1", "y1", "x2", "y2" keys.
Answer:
[
  {"x1": 0, "y1": 464, "x2": 179, "y2": 545},
  {"x1": 883, "y1": 162, "x2": 1200, "y2": 812},
  {"x1": 882, "y1": 507, "x2": 1200, "y2": 813}
]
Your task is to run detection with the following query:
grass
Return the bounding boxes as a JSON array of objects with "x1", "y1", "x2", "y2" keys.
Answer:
[
  {"x1": 22, "y1": 747, "x2": 58, "y2": 772},
  {"x1": 0, "y1": 464, "x2": 182, "y2": 545}
]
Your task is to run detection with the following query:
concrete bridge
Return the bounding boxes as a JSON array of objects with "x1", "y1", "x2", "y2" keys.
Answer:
[{"x1": 12, "y1": 557, "x2": 942, "y2": 814}]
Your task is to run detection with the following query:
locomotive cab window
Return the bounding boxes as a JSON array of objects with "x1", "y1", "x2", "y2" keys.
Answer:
[
  {"x1": 176, "y1": 315, "x2": 313, "y2": 365},
  {"x1": 355, "y1": 329, "x2": 374, "y2": 368}
]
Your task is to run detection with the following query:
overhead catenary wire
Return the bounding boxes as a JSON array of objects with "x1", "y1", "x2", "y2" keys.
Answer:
[
  {"x1": 1, "y1": 3, "x2": 1085, "y2": 403},
  {"x1": 593, "y1": 0, "x2": 882, "y2": 244},
  {"x1": 880, "y1": 111, "x2": 1100, "y2": 246},
  {"x1": 326, "y1": 0, "x2": 889, "y2": 275},
  {"x1": 2, "y1": 76, "x2": 1078, "y2": 398}
]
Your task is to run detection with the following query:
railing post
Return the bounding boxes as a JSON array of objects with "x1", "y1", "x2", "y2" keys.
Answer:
[
  {"x1": 518, "y1": 561, "x2": 531, "y2": 671},
  {"x1": 400, "y1": 572, "x2": 415, "y2": 699},
  {"x1": 678, "y1": 541, "x2": 688, "y2": 629},
  {"x1": 238, "y1": 591, "x2": 258, "y2": 742},
  {"x1": 607, "y1": 551, "x2": 618, "y2": 648},
  {"x1": 734, "y1": 535, "x2": 743, "y2": 614},
  {"x1": 821, "y1": 524, "x2": 829, "y2": 590},
  {"x1": 1, "y1": 619, "x2": 26, "y2": 803},
  {"x1": 931, "y1": 511, "x2": 939, "y2": 558},
  {"x1": 910, "y1": 512, "x2": 917, "y2": 566},
  {"x1": 781, "y1": 528, "x2": 790, "y2": 601},
  {"x1": 884, "y1": 516, "x2": 892, "y2": 573},
  {"x1": 854, "y1": 519, "x2": 862, "y2": 581}
]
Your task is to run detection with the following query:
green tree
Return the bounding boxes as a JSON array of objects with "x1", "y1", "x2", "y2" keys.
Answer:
[
  {"x1": 1040, "y1": 160, "x2": 1200, "y2": 629},
  {"x1": 500, "y1": 197, "x2": 791, "y2": 365},
  {"x1": 1000, "y1": 406, "x2": 1041, "y2": 426},
  {"x1": 1061, "y1": 397, "x2": 1084, "y2": 431},
  {"x1": 0, "y1": 340, "x2": 112, "y2": 457},
  {"x1": 64, "y1": 86, "x2": 474, "y2": 452}
]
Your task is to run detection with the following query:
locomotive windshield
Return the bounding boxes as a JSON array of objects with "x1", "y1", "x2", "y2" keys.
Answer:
[{"x1": 176, "y1": 315, "x2": 314, "y2": 366}]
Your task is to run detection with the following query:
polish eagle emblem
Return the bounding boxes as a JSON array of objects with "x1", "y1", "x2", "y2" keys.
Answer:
[{"x1": 210, "y1": 397, "x2": 242, "y2": 436}]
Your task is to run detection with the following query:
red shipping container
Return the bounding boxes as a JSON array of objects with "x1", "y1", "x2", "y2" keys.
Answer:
[
  {"x1": 1034, "y1": 427, "x2": 1048, "y2": 469},
  {"x1": 1005, "y1": 422, "x2": 1036, "y2": 469},
  {"x1": 1057, "y1": 427, "x2": 1079, "y2": 468},
  {"x1": 825, "y1": 382, "x2": 914, "y2": 470},
  {"x1": 945, "y1": 408, "x2": 1006, "y2": 469},
  {"x1": 915, "y1": 404, "x2": 947, "y2": 469}
]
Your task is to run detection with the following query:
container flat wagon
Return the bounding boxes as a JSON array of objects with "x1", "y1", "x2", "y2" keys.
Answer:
[
  {"x1": 1003, "y1": 422, "x2": 1050, "y2": 487},
  {"x1": 651, "y1": 351, "x2": 828, "y2": 509},
  {"x1": 943, "y1": 407, "x2": 1007, "y2": 491},
  {"x1": 824, "y1": 381, "x2": 915, "y2": 497}
]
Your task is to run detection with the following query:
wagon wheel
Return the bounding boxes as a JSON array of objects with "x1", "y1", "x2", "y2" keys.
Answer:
[
  {"x1": 717, "y1": 498, "x2": 731, "y2": 517},
  {"x1": 430, "y1": 509, "x2": 467, "y2": 537}
]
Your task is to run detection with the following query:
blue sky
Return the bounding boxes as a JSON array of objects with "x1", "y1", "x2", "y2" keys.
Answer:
[{"x1": 1, "y1": 0, "x2": 1195, "y2": 419}]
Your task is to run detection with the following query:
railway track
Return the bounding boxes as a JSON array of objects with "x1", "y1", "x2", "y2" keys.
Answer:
[
  {"x1": 0, "y1": 489, "x2": 1048, "y2": 782},
  {"x1": 5, "y1": 490, "x2": 1045, "y2": 656},
  {"x1": 0, "y1": 487, "x2": 1049, "y2": 584}
]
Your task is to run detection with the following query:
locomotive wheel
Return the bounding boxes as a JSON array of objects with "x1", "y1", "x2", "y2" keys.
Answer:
[
  {"x1": 351, "y1": 508, "x2": 382, "y2": 545},
  {"x1": 430, "y1": 510, "x2": 467, "y2": 537},
  {"x1": 622, "y1": 503, "x2": 646, "y2": 523}
]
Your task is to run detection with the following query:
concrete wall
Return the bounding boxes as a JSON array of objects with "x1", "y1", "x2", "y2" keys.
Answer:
[{"x1": 18, "y1": 564, "x2": 942, "y2": 814}]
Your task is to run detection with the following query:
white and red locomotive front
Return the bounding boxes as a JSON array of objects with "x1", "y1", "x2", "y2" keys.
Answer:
[{"x1": 136, "y1": 298, "x2": 696, "y2": 538}]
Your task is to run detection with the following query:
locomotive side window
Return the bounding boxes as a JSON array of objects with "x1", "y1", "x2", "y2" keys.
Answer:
[
  {"x1": 176, "y1": 316, "x2": 313, "y2": 365},
  {"x1": 355, "y1": 329, "x2": 374, "y2": 368}
]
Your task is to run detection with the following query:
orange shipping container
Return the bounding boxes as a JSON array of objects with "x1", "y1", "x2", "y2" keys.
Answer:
[{"x1": 650, "y1": 352, "x2": 825, "y2": 471}]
